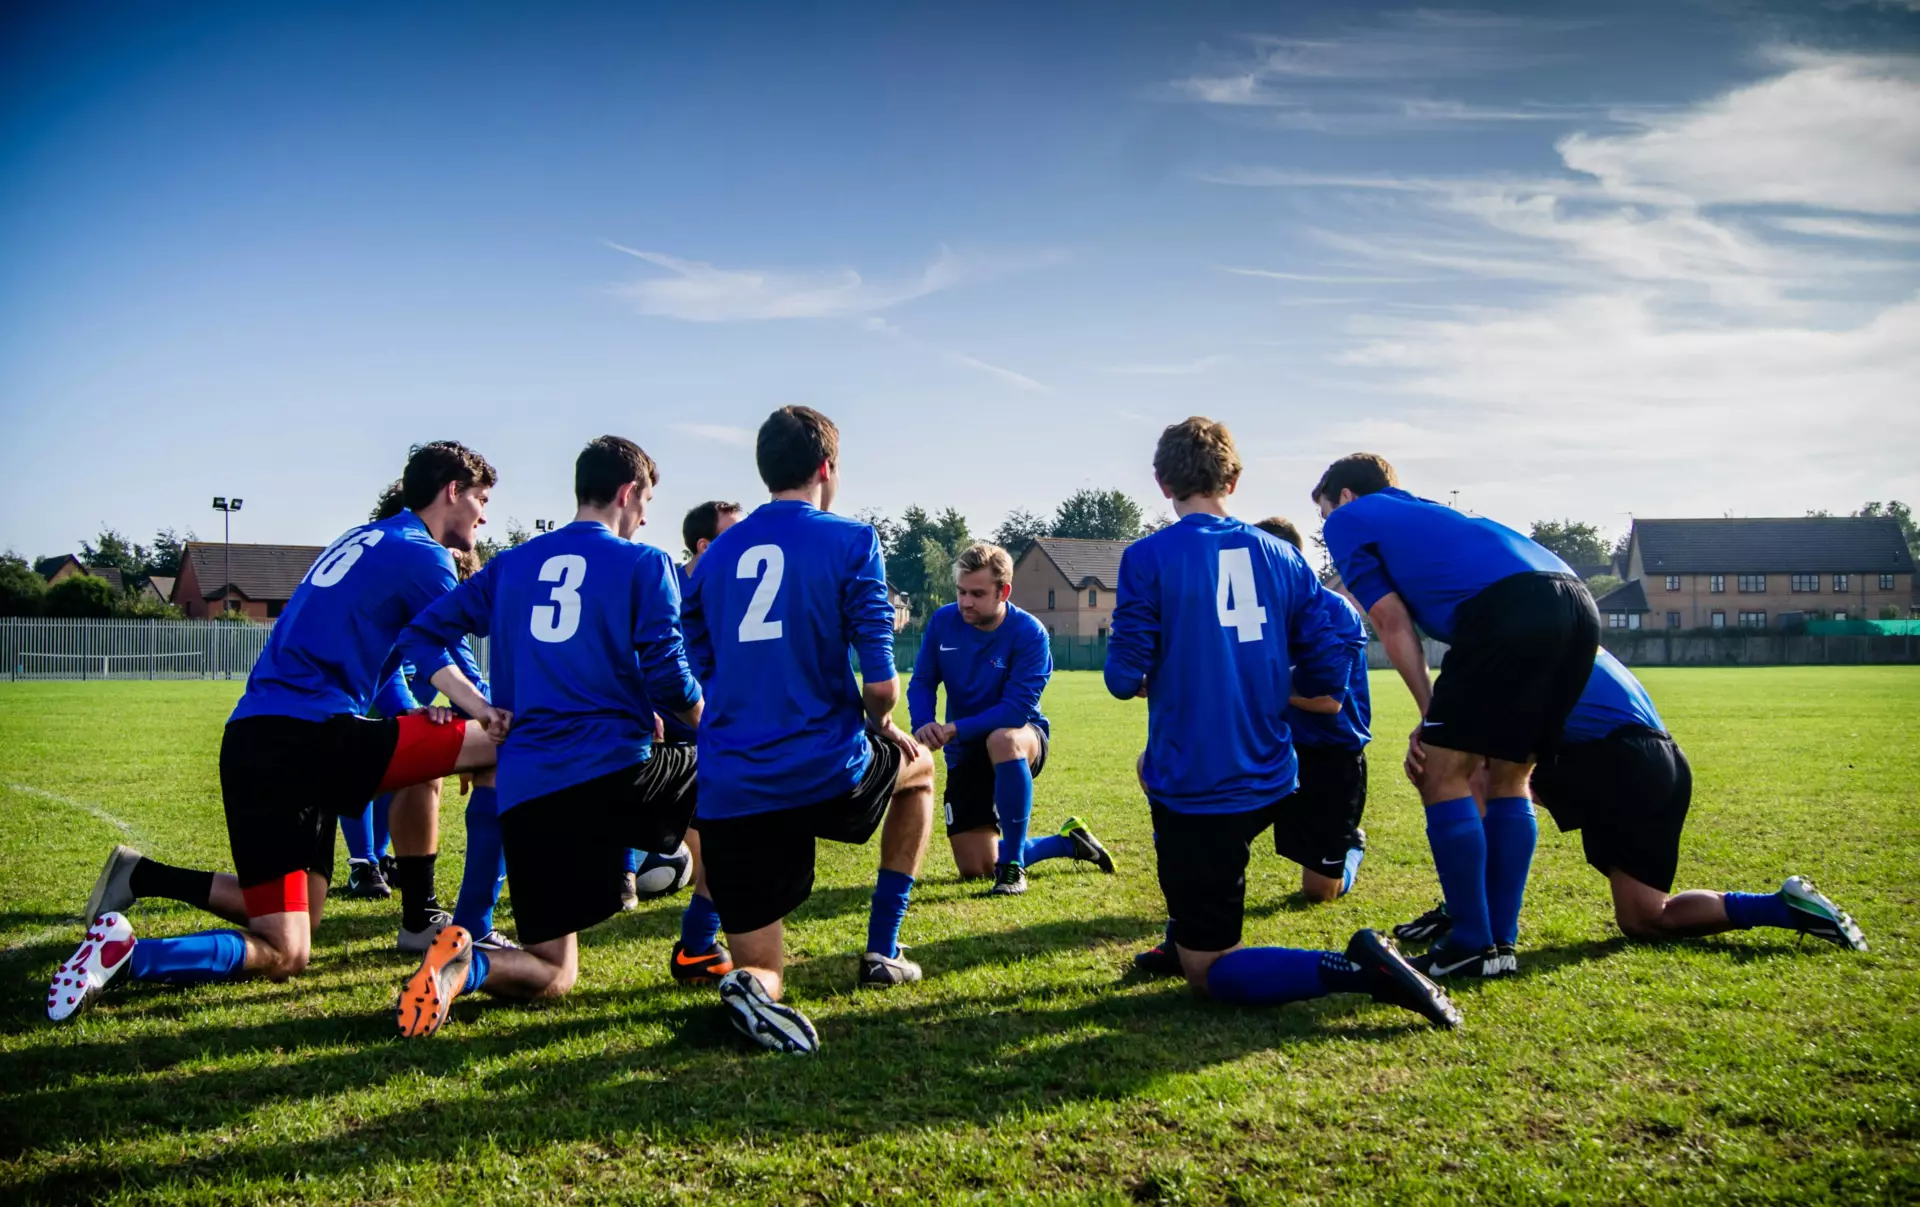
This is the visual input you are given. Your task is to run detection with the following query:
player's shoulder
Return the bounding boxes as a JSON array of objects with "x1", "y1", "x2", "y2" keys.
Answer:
[
  {"x1": 929, "y1": 602, "x2": 961, "y2": 627},
  {"x1": 1003, "y1": 603, "x2": 1048, "y2": 637},
  {"x1": 373, "y1": 512, "x2": 455, "y2": 570}
]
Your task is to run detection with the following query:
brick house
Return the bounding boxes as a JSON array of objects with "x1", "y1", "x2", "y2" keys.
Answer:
[
  {"x1": 172, "y1": 541, "x2": 326, "y2": 620},
  {"x1": 1008, "y1": 537, "x2": 1128, "y2": 638},
  {"x1": 1612, "y1": 517, "x2": 1915, "y2": 631},
  {"x1": 34, "y1": 555, "x2": 125, "y2": 592}
]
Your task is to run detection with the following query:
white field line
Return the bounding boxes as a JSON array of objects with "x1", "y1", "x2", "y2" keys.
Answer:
[{"x1": 2, "y1": 782, "x2": 141, "y2": 953}]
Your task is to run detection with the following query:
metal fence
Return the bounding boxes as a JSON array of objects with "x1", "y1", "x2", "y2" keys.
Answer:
[
  {"x1": 891, "y1": 628, "x2": 1113, "y2": 673},
  {"x1": 2, "y1": 618, "x2": 276, "y2": 681}
]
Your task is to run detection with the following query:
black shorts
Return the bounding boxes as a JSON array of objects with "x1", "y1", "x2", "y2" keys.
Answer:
[
  {"x1": 1273, "y1": 744, "x2": 1367, "y2": 876},
  {"x1": 220, "y1": 714, "x2": 403, "y2": 889},
  {"x1": 1150, "y1": 797, "x2": 1281, "y2": 954},
  {"x1": 699, "y1": 733, "x2": 903, "y2": 935},
  {"x1": 1424, "y1": 571, "x2": 1600, "y2": 765},
  {"x1": 499, "y1": 745, "x2": 699, "y2": 946},
  {"x1": 942, "y1": 727, "x2": 1049, "y2": 835},
  {"x1": 1530, "y1": 727, "x2": 1691, "y2": 893}
]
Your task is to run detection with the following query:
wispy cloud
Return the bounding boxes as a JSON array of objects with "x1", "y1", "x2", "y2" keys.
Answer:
[
  {"x1": 1099, "y1": 355, "x2": 1228, "y2": 376},
  {"x1": 672, "y1": 423, "x2": 754, "y2": 447},
  {"x1": 1768, "y1": 215, "x2": 1920, "y2": 243},
  {"x1": 1218, "y1": 265, "x2": 1429, "y2": 284},
  {"x1": 862, "y1": 316, "x2": 1050, "y2": 393}
]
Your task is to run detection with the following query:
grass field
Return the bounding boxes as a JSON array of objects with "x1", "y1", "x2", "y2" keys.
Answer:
[{"x1": 2, "y1": 668, "x2": 1917, "y2": 1204}]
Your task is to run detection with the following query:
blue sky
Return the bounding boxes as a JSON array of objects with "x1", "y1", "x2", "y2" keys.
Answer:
[{"x1": 3, "y1": 0, "x2": 1917, "y2": 561}]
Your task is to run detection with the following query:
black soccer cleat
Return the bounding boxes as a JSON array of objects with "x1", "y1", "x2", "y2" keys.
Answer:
[
  {"x1": 1132, "y1": 940, "x2": 1182, "y2": 978},
  {"x1": 1060, "y1": 817, "x2": 1116, "y2": 874},
  {"x1": 988, "y1": 862, "x2": 1028, "y2": 896},
  {"x1": 1345, "y1": 928, "x2": 1461, "y2": 1029},
  {"x1": 1494, "y1": 942, "x2": 1519, "y2": 975},
  {"x1": 1393, "y1": 901, "x2": 1454, "y2": 946},
  {"x1": 1411, "y1": 941, "x2": 1508, "y2": 980},
  {"x1": 345, "y1": 859, "x2": 392, "y2": 901}
]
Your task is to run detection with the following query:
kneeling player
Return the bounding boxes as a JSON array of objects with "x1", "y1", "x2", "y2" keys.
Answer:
[
  {"x1": 1396, "y1": 651, "x2": 1867, "y2": 953},
  {"x1": 1107, "y1": 418, "x2": 1458, "y2": 1030},
  {"x1": 1255, "y1": 517, "x2": 1370, "y2": 903},
  {"x1": 51, "y1": 443, "x2": 501, "y2": 1021},
  {"x1": 908, "y1": 541, "x2": 1113, "y2": 896},
  {"x1": 685, "y1": 407, "x2": 936, "y2": 1054},
  {"x1": 390, "y1": 436, "x2": 705, "y2": 1036}
]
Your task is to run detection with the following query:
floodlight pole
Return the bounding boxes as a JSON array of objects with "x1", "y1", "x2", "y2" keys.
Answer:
[{"x1": 212, "y1": 496, "x2": 244, "y2": 616}]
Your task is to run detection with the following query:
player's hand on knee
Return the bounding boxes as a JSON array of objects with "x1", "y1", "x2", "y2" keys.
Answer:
[
  {"x1": 477, "y1": 705, "x2": 513, "y2": 742},
  {"x1": 1403, "y1": 723, "x2": 1426, "y2": 786},
  {"x1": 912, "y1": 722, "x2": 947, "y2": 751},
  {"x1": 871, "y1": 716, "x2": 925, "y2": 762}
]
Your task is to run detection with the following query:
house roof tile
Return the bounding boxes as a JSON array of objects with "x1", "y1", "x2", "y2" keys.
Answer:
[
  {"x1": 183, "y1": 542, "x2": 327, "y2": 602},
  {"x1": 1030, "y1": 537, "x2": 1129, "y2": 590},
  {"x1": 1634, "y1": 517, "x2": 1914, "y2": 575}
]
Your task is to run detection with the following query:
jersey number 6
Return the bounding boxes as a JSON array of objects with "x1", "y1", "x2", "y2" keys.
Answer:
[
  {"x1": 737, "y1": 544, "x2": 785, "y2": 642},
  {"x1": 531, "y1": 554, "x2": 587, "y2": 644},
  {"x1": 308, "y1": 529, "x2": 385, "y2": 588}
]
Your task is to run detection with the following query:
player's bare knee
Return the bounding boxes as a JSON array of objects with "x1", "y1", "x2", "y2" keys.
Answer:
[
  {"x1": 985, "y1": 728, "x2": 1023, "y2": 763},
  {"x1": 898, "y1": 745, "x2": 936, "y2": 791},
  {"x1": 1300, "y1": 878, "x2": 1341, "y2": 905}
]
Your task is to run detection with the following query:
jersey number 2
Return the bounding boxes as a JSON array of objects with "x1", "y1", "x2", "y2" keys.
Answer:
[
  {"x1": 531, "y1": 554, "x2": 587, "y2": 643},
  {"x1": 1217, "y1": 548, "x2": 1268, "y2": 642},
  {"x1": 737, "y1": 544, "x2": 784, "y2": 642}
]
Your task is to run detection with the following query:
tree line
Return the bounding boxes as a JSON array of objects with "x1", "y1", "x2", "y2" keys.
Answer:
[{"x1": 0, "y1": 527, "x2": 194, "y2": 619}]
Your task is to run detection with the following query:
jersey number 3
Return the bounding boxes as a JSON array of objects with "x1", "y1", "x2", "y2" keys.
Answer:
[
  {"x1": 531, "y1": 554, "x2": 587, "y2": 643},
  {"x1": 736, "y1": 544, "x2": 784, "y2": 642},
  {"x1": 1217, "y1": 548, "x2": 1268, "y2": 642}
]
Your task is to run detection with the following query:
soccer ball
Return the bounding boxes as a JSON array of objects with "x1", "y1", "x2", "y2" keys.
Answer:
[{"x1": 633, "y1": 843, "x2": 694, "y2": 900}]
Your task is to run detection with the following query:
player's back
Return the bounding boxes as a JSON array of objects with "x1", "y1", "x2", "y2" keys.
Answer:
[
  {"x1": 1564, "y1": 649, "x2": 1664, "y2": 742},
  {"x1": 688, "y1": 500, "x2": 894, "y2": 817},
  {"x1": 1106, "y1": 514, "x2": 1339, "y2": 813},
  {"x1": 234, "y1": 510, "x2": 456, "y2": 724},
  {"x1": 659, "y1": 562, "x2": 700, "y2": 745},
  {"x1": 1285, "y1": 589, "x2": 1372, "y2": 750},
  {"x1": 1323, "y1": 487, "x2": 1571, "y2": 642},
  {"x1": 479, "y1": 520, "x2": 694, "y2": 806}
]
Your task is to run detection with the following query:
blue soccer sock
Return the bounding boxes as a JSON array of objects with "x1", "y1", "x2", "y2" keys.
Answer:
[
  {"x1": 1482, "y1": 796, "x2": 1538, "y2": 947},
  {"x1": 1205, "y1": 946, "x2": 1335, "y2": 1005},
  {"x1": 1425, "y1": 796, "x2": 1494, "y2": 952},
  {"x1": 1020, "y1": 833, "x2": 1076, "y2": 865},
  {"x1": 452, "y1": 786, "x2": 505, "y2": 936},
  {"x1": 372, "y1": 793, "x2": 393, "y2": 860},
  {"x1": 622, "y1": 848, "x2": 642, "y2": 875},
  {"x1": 463, "y1": 948, "x2": 491, "y2": 995},
  {"x1": 340, "y1": 801, "x2": 378, "y2": 864},
  {"x1": 994, "y1": 759, "x2": 1034, "y2": 867},
  {"x1": 1341, "y1": 844, "x2": 1365, "y2": 896},
  {"x1": 1724, "y1": 890, "x2": 1796, "y2": 930},
  {"x1": 680, "y1": 892, "x2": 723, "y2": 955},
  {"x1": 127, "y1": 930, "x2": 248, "y2": 984},
  {"x1": 866, "y1": 869, "x2": 915, "y2": 959}
]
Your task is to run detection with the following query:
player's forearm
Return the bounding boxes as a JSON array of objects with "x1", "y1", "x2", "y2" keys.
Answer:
[
  {"x1": 1380, "y1": 627, "x2": 1431, "y2": 715},
  {"x1": 430, "y1": 664, "x2": 490, "y2": 720},
  {"x1": 862, "y1": 676, "x2": 901, "y2": 727},
  {"x1": 1289, "y1": 694, "x2": 1343, "y2": 715}
]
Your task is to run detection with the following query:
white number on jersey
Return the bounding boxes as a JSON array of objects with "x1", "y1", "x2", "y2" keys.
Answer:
[
  {"x1": 736, "y1": 544, "x2": 786, "y2": 642},
  {"x1": 308, "y1": 529, "x2": 385, "y2": 588},
  {"x1": 531, "y1": 554, "x2": 588, "y2": 643},
  {"x1": 1216, "y1": 547, "x2": 1268, "y2": 643}
]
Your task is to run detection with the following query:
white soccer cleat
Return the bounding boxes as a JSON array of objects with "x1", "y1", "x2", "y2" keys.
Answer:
[
  {"x1": 48, "y1": 913, "x2": 136, "y2": 1022},
  {"x1": 1781, "y1": 876, "x2": 1868, "y2": 952},
  {"x1": 718, "y1": 969, "x2": 819, "y2": 1055},
  {"x1": 83, "y1": 845, "x2": 143, "y2": 928},
  {"x1": 398, "y1": 909, "x2": 452, "y2": 954}
]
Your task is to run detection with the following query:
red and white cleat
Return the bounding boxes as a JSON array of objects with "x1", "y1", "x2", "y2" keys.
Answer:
[{"x1": 47, "y1": 912, "x2": 136, "y2": 1022}]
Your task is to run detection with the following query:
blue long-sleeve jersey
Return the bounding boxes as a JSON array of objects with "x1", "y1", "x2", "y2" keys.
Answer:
[
  {"x1": 398, "y1": 520, "x2": 699, "y2": 812},
  {"x1": 1105, "y1": 513, "x2": 1349, "y2": 814},
  {"x1": 684, "y1": 500, "x2": 896, "y2": 819},
  {"x1": 1562, "y1": 649, "x2": 1665, "y2": 743},
  {"x1": 660, "y1": 563, "x2": 701, "y2": 745},
  {"x1": 907, "y1": 602, "x2": 1051, "y2": 764},
  {"x1": 1283, "y1": 589, "x2": 1372, "y2": 751},
  {"x1": 1323, "y1": 487, "x2": 1571, "y2": 643},
  {"x1": 233, "y1": 510, "x2": 457, "y2": 724},
  {"x1": 371, "y1": 640, "x2": 489, "y2": 719}
]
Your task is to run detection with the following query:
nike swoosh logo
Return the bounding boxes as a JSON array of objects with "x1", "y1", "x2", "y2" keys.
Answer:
[
  {"x1": 674, "y1": 949, "x2": 717, "y2": 967},
  {"x1": 939, "y1": 645, "x2": 957, "y2": 651}
]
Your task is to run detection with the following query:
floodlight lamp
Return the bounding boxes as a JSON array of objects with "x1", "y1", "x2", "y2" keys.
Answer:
[
  {"x1": 232, "y1": 499, "x2": 244, "y2": 511},
  {"x1": 213, "y1": 497, "x2": 227, "y2": 509}
]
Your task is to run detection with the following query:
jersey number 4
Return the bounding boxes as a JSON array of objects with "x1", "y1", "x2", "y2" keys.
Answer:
[
  {"x1": 736, "y1": 544, "x2": 784, "y2": 642},
  {"x1": 531, "y1": 554, "x2": 587, "y2": 643},
  {"x1": 1217, "y1": 548, "x2": 1268, "y2": 642}
]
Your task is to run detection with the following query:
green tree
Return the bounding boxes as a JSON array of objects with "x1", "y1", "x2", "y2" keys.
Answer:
[
  {"x1": 80, "y1": 527, "x2": 149, "y2": 586},
  {"x1": 114, "y1": 593, "x2": 184, "y2": 620},
  {"x1": 45, "y1": 573, "x2": 117, "y2": 618},
  {"x1": 989, "y1": 508, "x2": 1051, "y2": 557},
  {"x1": 0, "y1": 552, "x2": 47, "y2": 617},
  {"x1": 883, "y1": 506, "x2": 971, "y2": 606},
  {"x1": 1527, "y1": 519, "x2": 1611, "y2": 568},
  {"x1": 144, "y1": 528, "x2": 193, "y2": 578},
  {"x1": 920, "y1": 537, "x2": 958, "y2": 608},
  {"x1": 1051, "y1": 489, "x2": 1143, "y2": 542},
  {"x1": 1585, "y1": 573, "x2": 1624, "y2": 599}
]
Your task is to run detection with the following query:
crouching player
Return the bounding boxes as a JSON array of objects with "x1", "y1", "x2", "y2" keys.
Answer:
[
  {"x1": 388, "y1": 436, "x2": 702, "y2": 1037},
  {"x1": 1255, "y1": 517, "x2": 1370, "y2": 903},
  {"x1": 51, "y1": 443, "x2": 502, "y2": 1021},
  {"x1": 686, "y1": 406, "x2": 936, "y2": 1055},
  {"x1": 1108, "y1": 418, "x2": 1458, "y2": 1030},
  {"x1": 1397, "y1": 650, "x2": 1868, "y2": 953},
  {"x1": 909, "y1": 541, "x2": 1114, "y2": 896}
]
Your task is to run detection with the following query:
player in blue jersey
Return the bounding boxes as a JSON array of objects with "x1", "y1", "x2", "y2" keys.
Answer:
[
  {"x1": 1108, "y1": 419, "x2": 1459, "y2": 1030},
  {"x1": 684, "y1": 406, "x2": 936, "y2": 1055},
  {"x1": 909, "y1": 541, "x2": 1113, "y2": 895},
  {"x1": 1395, "y1": 650, "x2": 1868, "y2": 952},
  {"x1": 389, "y1": 436, "x2": 704, "y2": 1037},
  {"x1": 1315, "y1": 453, "x2": 1599, "y2": 981},
  {"x1": 50, "y1": 444, "x2": 503, "y2": 1022}
]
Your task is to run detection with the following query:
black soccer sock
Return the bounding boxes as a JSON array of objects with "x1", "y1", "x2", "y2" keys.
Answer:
[
  {"x1": 394, "y1": 854, "x2": 439, "y2": 931},
  {"x1": 127, "y1": 857, "x2": 215, "y2": 910},
  {"x1": 1316, "y1": 951, "x2": 1368, "y2": 996}
]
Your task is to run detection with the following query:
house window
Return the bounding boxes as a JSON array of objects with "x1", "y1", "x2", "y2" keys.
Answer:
[
  {"x1": 1832, "y1": 574, "x2": 1848, "y2": 592},
  {"x1": 1738, "y1": 610, "x2": 1767, "y2": 628},
  {"x1": 1666, "y1": 611, "x2": 1682, "y2": 629},
  {"x1": 1628, "y1": 613, "x2": 1642, "y2": 630},
  {"x1": 266, "y1": 600, "x2": 284, "y2": 619},
  {"x1": 1097, "y1": 625, "x2": 1108, "y2": 640},
  {"x1": 1665, "y1": 575, "x2": 1680, "y2": 591},
  {"x1": 1881, "y1": 574, "x2": 1896, "y2": 590},
  {"x1": 1607, "y1": 612, "x2": 1628, "y2": 629},
  {"x1": 1088, "y1": 587, "x2": 1098, "y2": 607},
  {"x1": 1710, "y1": 611, "x2": 1726, "y2": 628},
  {"x1": 1834, "y1": 611, "x2": 1848, "y2": 622},
  {"x1": 1791, "y1": 574, "x2": 1818, "y2": 593},
  {"x1": 1709, "y1": 575, "x2": 1725, "y2": 594},
  {"x1": 1738, "y1": 575, "x2": 1766, "y2": 593},
  {"x1": 1047, "y1": 589, "x2": 1055, "y2": 611}
]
